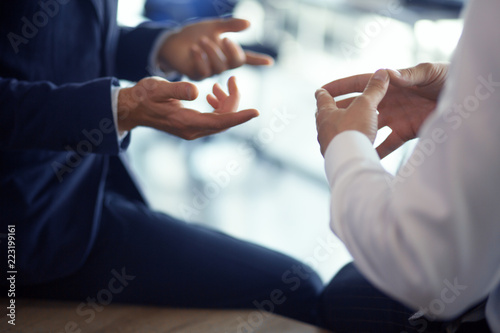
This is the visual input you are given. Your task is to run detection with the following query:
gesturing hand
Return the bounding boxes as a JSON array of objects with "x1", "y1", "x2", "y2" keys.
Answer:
[
  {"x1": 316, "y1": 70, "x2": 390, "y2": 156},
  {"x1": 321, "y1": 63, "x2": 448, "y2": 158},
  {"x1": 118, "y1": 76, "x2": 259, "y2": 140},
  {"x1": 159, "y1": 18, "x2": 274, "y2": 81},
  {"x1": 206, "y1": 76, "x2": 242, "y2": 114}
]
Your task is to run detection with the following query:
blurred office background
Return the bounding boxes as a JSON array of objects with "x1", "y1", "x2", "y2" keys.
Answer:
[{"x1": 117, "y1": 0, "x2": 464, "y2": 282}]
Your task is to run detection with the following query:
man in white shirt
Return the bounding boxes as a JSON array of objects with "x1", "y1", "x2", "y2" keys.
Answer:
[{"x1": 315, "y1": 0, "x2": 500, "y2": 331}]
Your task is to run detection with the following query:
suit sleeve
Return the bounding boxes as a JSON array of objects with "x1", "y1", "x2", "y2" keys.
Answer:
[
  {"x1": 115, "y1": 22, "x2": 179, "y2": 82},
  {"x1": 0, "y1": 76, "x2": 129, "y2": 153}
]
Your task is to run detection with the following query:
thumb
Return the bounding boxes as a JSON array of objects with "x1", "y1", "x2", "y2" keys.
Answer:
[
  {"x1": 156, "y1": 81, "x2": 199, "y2": 102},
  {"x1": 352, "y1": 69, "x2": 390, "y2": 111},
  {"x1": 215, "y1": 18, "x2": 250, "y2": 33}
]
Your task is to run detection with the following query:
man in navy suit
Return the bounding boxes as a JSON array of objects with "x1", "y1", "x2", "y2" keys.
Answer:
[{"x1": 0, "y1": 0, "x2": 322, "y2": 325}]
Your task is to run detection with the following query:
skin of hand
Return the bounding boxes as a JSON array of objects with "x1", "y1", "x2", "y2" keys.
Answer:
[
  {"x1": 159, "y1": 18, "x2": 274, "y2": 81},
  {"x1": 315, "y1": 70, "x2": 390, "y2": 156},
  {"x1": 117, "y1": 76, "x2": 259, "y2": 140},
  {"x1": 321, "y1": 62, "x2": 449, "y2": 158}
]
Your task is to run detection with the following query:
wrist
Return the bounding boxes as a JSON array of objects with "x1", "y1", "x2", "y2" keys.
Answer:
[
  {"x1": 154, "y1": 31, "x2": 179, "y2": 75},
  {"x1": 117, "y1": 87, "x2": 138, "y2": 132},
  {"x1": 157, "y1": 33, "x2": 177, "y2": 71}
]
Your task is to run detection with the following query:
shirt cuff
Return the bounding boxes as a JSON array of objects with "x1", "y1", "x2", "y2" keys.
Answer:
[
  {"x1": 324, "y1": 130, "x2": 384, "y2": 241},
  {"x1": 111, "y1": 85, "x2": 129, "y2": 143},
  {"x1": 324, "y1": 130, "x2": 381, "y2": 187},
  {"x1": 148, "y1": 29, "x2": 181, "y2": 80}
]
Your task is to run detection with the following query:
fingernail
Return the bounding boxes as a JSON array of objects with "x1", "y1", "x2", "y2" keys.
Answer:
[
  {"x1": 315, "y1": 88, "x2": 325, "y2": 98},
  {"x1": 373, "y1": 69, "x2": 389, "y2": 81},
  {"x1": 387, "y1": 68, "x2": 401, "y2": 77}
]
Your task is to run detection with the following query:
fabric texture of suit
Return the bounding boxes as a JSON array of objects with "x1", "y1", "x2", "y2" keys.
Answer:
[{"x1": 0, "y1": 0, "x2": 161, "y2": 284}]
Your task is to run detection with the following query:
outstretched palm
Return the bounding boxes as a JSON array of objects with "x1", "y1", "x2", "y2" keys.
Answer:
[{"x1": 118, "y1": 76, "x2": 258, "y2": 140}]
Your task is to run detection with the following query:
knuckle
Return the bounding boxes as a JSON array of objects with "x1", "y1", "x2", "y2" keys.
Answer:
[
  {"x1": 318, "y1": 105, "x2": 331, "y2": 113},
  {"x1": 229, "y1": 59, "x2": 244, "y2": 69},
  {"x1": 399, "y1": 68, "x2": 412, "y2": 79},
  {"x1": 132, "y1": 86, "x2": 148, "y2": 102},
  {"x1": 142, "y1": 77, "x2": 159, "y2": 91},
  {"x1": 213, "y1": 66, "x2": 225, "y2": 75},
  {"x1": 400, "y1": 65, "x2": 418, "y2": 80},
  {"x1": 417, "y1": 62, "x2": 433, "y2": 72}
]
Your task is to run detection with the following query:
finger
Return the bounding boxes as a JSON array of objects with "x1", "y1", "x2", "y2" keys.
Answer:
[
  {"x1": 322, "y1": 73, "x2": 372, "y2": 98},
  {"x1": 190, "y1": 45, "x2": 210, "y2": 80},
  {"x1": 336, "y1": 96, "x2": 356, "y2": 109},
  {"x1": 350, "y1": 70, "x2": 390, "y2": 111},
  {"x1": 315, "y1": 88, "x2": 338, "y2": 115},
  {"x1": 199, "y1": 37, "x2": 228, "y2": 74},
  {"x1": 222, "y1": 38, "x2": 245, "y2": 69},
  {"x1": 227, "y1": 76, "x2": 239, "y2": 96},
  {"x1": 212, "y1": 82, "x2": 228, "y2": 101},
  {"x1": 214, "y1": 18, "x2": 250, "y2": 33},
  {"x1": 213, "y1": 77, "x2": 240, "y2": 114},
  {"x1": 207, "y1": 94, "x2": 219, "y2": 109},
  {"x1": 244, "y1": 51, "x2": 274, "y2": 66},
  {"x1": 376, "y1": 131, "x2": 405, "y2": 159},
  {"x1": 156, "y1": 81, "x2": 199, "y2": 102},
  {"x1": 191, "y1": 109, "x2": 259, "y2": 131},
  {"x1": 388, "y1": 63, "x2": 445, "y2": 88}
]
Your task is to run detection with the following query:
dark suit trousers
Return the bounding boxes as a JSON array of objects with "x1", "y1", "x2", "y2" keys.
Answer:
[
  {"x1": 320, "y1": 263, "x2": 491, "y2": 333},
  {"x1": 17, "y1": 190, "x2": 323, "y2": 326}
]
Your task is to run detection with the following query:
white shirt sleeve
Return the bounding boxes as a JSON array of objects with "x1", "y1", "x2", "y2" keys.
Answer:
[
  {"x1": 324, "y1": 0, "x2": 500, "y2": 326},
  {"x1": 111, "y1": 85, "x2": 128, "y2": 142}
]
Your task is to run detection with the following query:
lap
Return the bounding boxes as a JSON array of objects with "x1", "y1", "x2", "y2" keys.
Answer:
[
  {"x1": 319, "y1": 262, "x2": 418, "y2": 332},
  {"x1": 320, "y1": 262, "x2": 491, "y2": 333},
  {"x1": 19, "y1": 191, "x2": 323, "y2": 324}
]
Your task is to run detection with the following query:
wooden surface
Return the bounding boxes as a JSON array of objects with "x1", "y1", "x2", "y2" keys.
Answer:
[{"x1": 0, "y1": 299, "x2": 332, "y2": 333}]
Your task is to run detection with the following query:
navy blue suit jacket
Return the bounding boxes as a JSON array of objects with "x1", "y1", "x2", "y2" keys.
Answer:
[{"x1": 0, "y1": 0, "x2": 167, "y2": 284}]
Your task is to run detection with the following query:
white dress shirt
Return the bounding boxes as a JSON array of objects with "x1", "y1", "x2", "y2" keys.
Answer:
[{"x1": 324, "y1": 0, "x2": 500, "y2": 330}]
